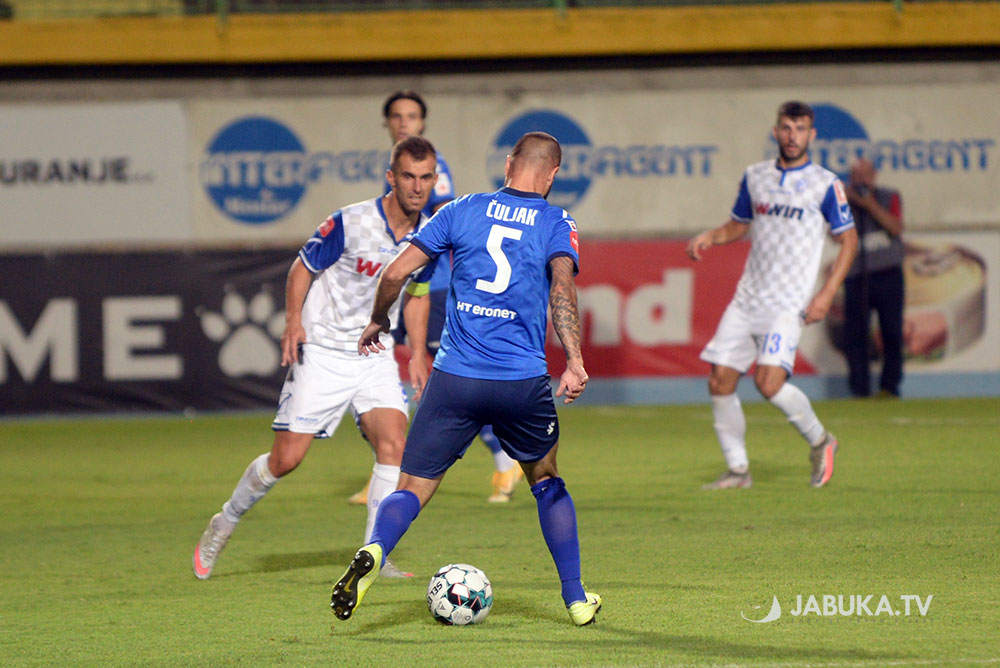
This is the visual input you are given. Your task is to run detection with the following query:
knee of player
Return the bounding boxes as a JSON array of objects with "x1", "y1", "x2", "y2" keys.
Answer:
[
  {"x1": 268, "y1": 450, "x2": 302, "y2": 477},
  {"x1": 755, "y1": 376, "x2": 783, "y2": 399},
  {"x1": 371, "y1": 435, "x2": 406, "y2": 462},
  {"x1": 708, "y1": 376, "x2": 735, "y2": 396},
  {"x1": 522, "y1": 459, "x2": 558, "y2": 487}
]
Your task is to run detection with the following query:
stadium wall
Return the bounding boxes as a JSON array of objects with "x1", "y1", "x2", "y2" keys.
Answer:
[
  {"x1": 2, "y1": 57, "x2": 999, "y2": 412},
  {"x1": 3, "y1": 71, "x2": 999, "y2": 245}
]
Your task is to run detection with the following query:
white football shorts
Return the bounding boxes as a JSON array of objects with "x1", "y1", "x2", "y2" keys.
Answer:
[
  {"x1": 271, "y1": 343, "x2": 408, "y2": 438},
  {"x1": 700, "y1": 303, "x2": 804, "y2": 375}
]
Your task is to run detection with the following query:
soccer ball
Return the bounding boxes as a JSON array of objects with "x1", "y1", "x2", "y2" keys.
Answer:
[{"x1": 426, "y1": 563, "x2": 493, "y2": 625}]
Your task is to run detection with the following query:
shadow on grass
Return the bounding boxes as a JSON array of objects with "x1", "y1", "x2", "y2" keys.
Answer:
[
  {"x1": 581, "y1": 626, "x2": 915, "y2": 664},
  {"x1": 330, "y1": 600, "x2": 427, "y2": 637},
  {"x1": 217, "y1": 548, "x2": 358, "y2": 576},
  {"x1": 334, "y1": 597, "x2": 915, "y2": 664}
]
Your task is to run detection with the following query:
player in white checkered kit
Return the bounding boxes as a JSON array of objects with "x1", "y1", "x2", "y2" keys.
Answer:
[
  {"x1": 687, "y1": 101, "x2": 859, "y2": 489},
  {"x1": 192, "y1": 137, "x2": 439, "y2": 580}
]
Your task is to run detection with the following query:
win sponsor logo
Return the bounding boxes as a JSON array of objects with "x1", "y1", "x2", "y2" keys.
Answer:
[
  {"x1": 355, "y1": 258, "x2": 382, "y2": 277},
  {"x1": 754, "y1": 202, "x2": 804, "y2": 220}
]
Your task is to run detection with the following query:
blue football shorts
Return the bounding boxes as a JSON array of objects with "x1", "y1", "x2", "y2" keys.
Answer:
[{"x1": 401, "y1": 370, "x2": 559, "y2": 479}]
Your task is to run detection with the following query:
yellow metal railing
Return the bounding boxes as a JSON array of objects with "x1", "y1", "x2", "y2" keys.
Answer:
[{"x1": 1, "y1": 2, "x2": 998, "y2": 65}]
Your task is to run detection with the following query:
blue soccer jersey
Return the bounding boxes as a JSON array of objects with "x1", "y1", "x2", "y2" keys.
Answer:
[{"x1": 410, "y1": 187, "x2": 580, "y2": 381}]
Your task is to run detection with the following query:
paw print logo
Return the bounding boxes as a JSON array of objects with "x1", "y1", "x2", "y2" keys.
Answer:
[{"x1": 198, "y1": 288, "x2": 285, "y2": 377}]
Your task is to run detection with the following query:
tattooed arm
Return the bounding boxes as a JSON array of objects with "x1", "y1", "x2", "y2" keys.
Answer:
[{"x1": 549, "y1": 255, "x2": 588, "y2": 404}]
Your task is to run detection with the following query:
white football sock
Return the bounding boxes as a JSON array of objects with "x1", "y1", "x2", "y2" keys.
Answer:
[
  {"x1": 712, "y1": 394, "x2": 748, "y2": 473},
  {"x1": 364, "y1": 463, "x2": 401, "y2": 543},
  {"x1": 492, "y1": 448, "x2": 516, "y2": 474},
  {"x1": 768, "y1": 383, "x2": 826, "y2": 446},
  {"x1": 221, "y1": 453, "x2": 278, "y2": 526}
]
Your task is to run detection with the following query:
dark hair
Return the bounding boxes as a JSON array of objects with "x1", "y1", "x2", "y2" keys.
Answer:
[
  {"x1": 510, "y1": 131, "x2": 562, "y2": 168},
  {"x1": 382, "y1": 90, "x2": 427, "y2": 119},
  {"x1": 777, "y1": 100, "x2": 814, "y2": 125},
  {"x1": 390, "y1": 136, "x2": 436, "y2": 170}
]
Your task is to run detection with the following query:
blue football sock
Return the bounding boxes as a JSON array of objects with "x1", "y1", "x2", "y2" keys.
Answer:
[
  {"x1": 531, "y1": 477, "x2": 586, "y2": 606},
  {"x1": 369, "y1": 489, "x2": 421, "y2": 567},
  {"x1": 478, "y1": 425, "x2": 501, "y2": 454}
]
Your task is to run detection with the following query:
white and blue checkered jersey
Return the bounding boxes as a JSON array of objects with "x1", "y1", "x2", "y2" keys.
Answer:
[
  {"x1": 729, "y1": 159, "x2": 855, "y2": 312},
  {"x1": 297, "y1": 196, "x2": 432, "y2": 355},
  {"x1": 411, "y1": 187, "x2": 580, "y2": 381}
]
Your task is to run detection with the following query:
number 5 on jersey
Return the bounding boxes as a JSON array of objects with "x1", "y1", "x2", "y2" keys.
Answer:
[{"x1": 476, "y1": 225, "x2": 522, "y2": 294}]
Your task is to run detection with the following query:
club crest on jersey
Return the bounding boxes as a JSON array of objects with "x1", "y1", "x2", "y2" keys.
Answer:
[
  {"x1": 434, "y1": 171, "x2": 452, "y2": 197},
  {"x1": 833, "y1": 180, "x2": 848, "y2": 205},
  {"x1": 356, "y1": 257, "x2": 382, "y2": 277},
  {"x1": 563, "y1": 214, "x2": 580, "y2": 252},
  {"x1": 755, "y1": 202, "x2": 804, "y2": 220},
  {"x1": 832, "y1": 181, "x2": 854, "y2": 224},
  {"x1": 318, "y1": 215, "x2": 337, "y2": 237}
]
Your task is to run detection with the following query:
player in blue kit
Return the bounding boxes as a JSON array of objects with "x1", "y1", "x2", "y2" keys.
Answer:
[
  {"x1": 349, "y1": 90, "x2": 523, "y2": 507},
  {"x1": 330, "y1": 132, "x2": 602, "y2": 626}
]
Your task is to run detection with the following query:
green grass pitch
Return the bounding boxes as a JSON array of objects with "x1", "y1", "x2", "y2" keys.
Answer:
[{"x1": 2, "y1": 397, "x2": 998, "y2": 667}]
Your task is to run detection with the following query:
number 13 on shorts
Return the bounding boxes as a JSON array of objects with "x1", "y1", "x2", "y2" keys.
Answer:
[{"x1": 757, "y1": 310, "x2": 803, "y2": 371}]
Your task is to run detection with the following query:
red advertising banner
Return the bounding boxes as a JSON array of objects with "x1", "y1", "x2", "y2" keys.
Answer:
[{"x1": 545, "y1": 238, "x2": 818, "y2": 378}]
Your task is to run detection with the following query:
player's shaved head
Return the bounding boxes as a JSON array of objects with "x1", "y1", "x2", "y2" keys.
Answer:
[
  {"x1": 503, "y1": 132, "x2": 562, "y2": 198},
  {"x1": 509, "y1": 132, "x2": 562, "y2": 173}
]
